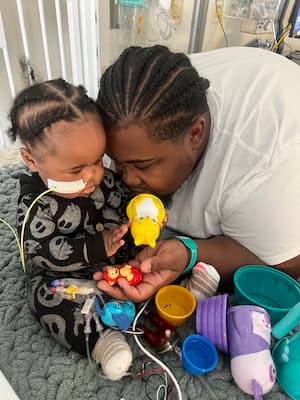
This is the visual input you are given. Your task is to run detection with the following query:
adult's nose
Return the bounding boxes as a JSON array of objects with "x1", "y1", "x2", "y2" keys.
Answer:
[{"x1": 122, "y1": 166, "x2": 142, "y2": 188}]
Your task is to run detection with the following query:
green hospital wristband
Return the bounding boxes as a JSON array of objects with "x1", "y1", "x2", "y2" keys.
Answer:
[{"x1": 171, "y1": 236, "x2": 198, "y2": 275}]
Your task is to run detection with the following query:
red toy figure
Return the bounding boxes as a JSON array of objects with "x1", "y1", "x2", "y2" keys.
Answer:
[{"x1": 103, "y1": 264, "x2": 142, "y2": 286}]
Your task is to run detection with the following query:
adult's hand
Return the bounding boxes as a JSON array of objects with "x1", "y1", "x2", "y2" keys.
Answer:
[
  {"x1": 135, "y1": 239, "x2": 189, "y2": 273},
  {"x1": 93, "y1": 267, "x2": 179, "y2": 302},
  {"x1": 93, "y1": 239, "x2": 188, "y2": 301}
]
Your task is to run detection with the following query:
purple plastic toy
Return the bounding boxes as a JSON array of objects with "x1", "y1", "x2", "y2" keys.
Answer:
[
  {"x1": 196, "y1": 296, "x2": 276, "y2": 399},
  {"x1": 196, "y1": 294, "x2": 229, "y2": 353},
  {"x1": 227, "y1": 305, "x2": 276, "y2": 399}
]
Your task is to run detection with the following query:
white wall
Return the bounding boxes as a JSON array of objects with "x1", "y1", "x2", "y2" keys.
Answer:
[
  {"x1": 99, "y1": 0, "x2": 196, "y2": 71},
  {"x1": 0, "y1": 0, "x2": 196, "y2": 148},
  {"x1": 0, "y1": 0, "x2": 73, "y2": 148},
  {"x1": 1, "y1": 0, "x2": 298, "y2": 149}
]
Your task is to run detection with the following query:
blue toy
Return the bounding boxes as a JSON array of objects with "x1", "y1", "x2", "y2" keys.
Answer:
[{"x1": 95, "y1": 298, "x2": 136, "y2": 331}]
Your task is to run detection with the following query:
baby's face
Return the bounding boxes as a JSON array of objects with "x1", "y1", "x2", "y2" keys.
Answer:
[{"x1": 23, "y1": 113, "x2": 106, "y2": 199}]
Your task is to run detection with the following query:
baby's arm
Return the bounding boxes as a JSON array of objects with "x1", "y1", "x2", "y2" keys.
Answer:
[{"x1": 17, "y1": 194, "x2": 120, "y2": 272}]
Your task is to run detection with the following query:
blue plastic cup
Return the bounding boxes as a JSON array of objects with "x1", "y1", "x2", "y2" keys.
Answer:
[{"x1": 181, "y1": 334, "x2": 218, "y2": 375}]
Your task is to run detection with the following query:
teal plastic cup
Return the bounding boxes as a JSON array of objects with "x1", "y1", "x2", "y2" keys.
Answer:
[
  {"x1": 234, "y1": 265, "x2": 300, "y2": 325},
  {"x1": 272, "y1": 302, "x2": 300, "y2": 400},
  {"x1": 272, "y1": 333, "x2": 300, "y2": 400}
]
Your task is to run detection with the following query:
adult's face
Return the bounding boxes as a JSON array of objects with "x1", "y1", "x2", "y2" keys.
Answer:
[{"x1": 106, "y1": 124, "x2": 197, "y2": 196}]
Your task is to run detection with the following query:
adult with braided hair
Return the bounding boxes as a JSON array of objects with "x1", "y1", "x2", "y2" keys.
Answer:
[{"x1": 94, "y1": 45, "x2": 300, "y2": 302}]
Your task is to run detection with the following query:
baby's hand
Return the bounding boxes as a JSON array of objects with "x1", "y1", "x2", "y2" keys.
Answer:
[
  {"x1": 102, "y1": 222, "x2": 130, "y2": 257},
  {"x1": 161, "y1": 213, "x2": 168, "y2": 229}
]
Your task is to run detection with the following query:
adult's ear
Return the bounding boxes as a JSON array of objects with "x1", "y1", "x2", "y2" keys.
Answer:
[
  {"x1": 187, "y1": 113, "x2": 210, "y2": 150},
  {"x1": 19, "y1": 146, "x2": 38, "y2": 172}
]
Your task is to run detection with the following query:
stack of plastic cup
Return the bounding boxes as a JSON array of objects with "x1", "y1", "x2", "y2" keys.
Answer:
[{"x1": 196, "y1": 293, "x2": 229, "y2": 353}]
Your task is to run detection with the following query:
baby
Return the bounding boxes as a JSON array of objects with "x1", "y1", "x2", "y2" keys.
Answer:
[{"x1": 8, "y1": 78, "x2": 134, "y2": 362}]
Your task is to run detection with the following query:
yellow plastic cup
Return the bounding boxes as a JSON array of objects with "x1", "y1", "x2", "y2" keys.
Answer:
[{"x1": 155, "y1": 285, "x2": 196, "y2": 327}]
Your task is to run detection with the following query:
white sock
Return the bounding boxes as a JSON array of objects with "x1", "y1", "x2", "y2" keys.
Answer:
[
  {"x1": 91, "y1": 329, "x2": 132, "y2": 380},
  {"x1": 181, "y1": 262, "x2": 220, "y2": 302}
]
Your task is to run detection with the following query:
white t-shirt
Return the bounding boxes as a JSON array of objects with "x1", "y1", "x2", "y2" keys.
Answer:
[{"x1": 166, "y1": 47, "x2": 300, "y2": 265}]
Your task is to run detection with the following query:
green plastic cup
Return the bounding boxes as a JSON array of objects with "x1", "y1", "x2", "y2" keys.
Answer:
[{"x1": 234, "y1": 265, "x2": 300, "y2": 325}]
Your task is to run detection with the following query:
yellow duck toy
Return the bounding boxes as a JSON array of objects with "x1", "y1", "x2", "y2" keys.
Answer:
[{"x1": 126, "y1": 194, "x2": 166, "y2": 248}]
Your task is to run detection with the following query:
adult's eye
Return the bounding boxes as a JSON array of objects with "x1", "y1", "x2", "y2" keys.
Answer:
[
  {"x1": 135, "y1": 163, "x2": 151, "y2": 170},
  {"x1": 95, "y1": 157, "x2": 103, "y2": 165}
]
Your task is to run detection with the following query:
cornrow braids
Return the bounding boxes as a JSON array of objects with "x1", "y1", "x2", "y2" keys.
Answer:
[
  {"x1": 97, "y1": 45, "x2": 210, "y2": 142},
  {"x1": 7, "y1": 78, "x2": 98, "y2": 148}
]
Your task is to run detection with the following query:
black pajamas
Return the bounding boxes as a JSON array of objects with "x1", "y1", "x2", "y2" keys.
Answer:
[{"x1": 18, "y1": 169, "x2": 134, "y2": 356}]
